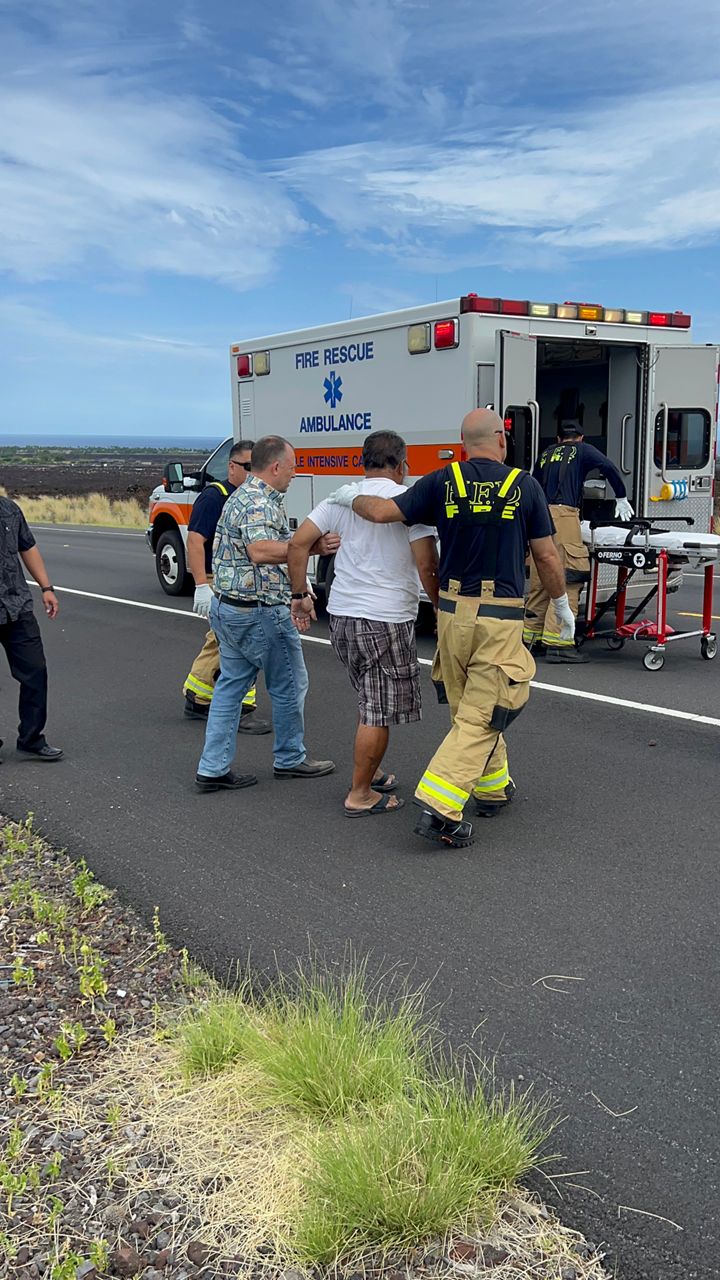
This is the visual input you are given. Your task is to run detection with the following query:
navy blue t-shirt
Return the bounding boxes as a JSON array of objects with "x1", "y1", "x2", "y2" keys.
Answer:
[
  {"x1": 393, "y1": 460, "x2": 554, "y2": 598},
  {"x1": 533, "y1": 442, "x2": 626, "y2": 508},
  {"x1": 188, "y1": 482, "x2": 236, "y2": 574}
]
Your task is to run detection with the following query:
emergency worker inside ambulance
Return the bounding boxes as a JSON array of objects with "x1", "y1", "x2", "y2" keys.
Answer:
[
  {"x1": 524, "y1": 419, "x2": 633, "y2": 663},
  {"x1": 327, "y1": 408, "x2": 571, "y2": 849}
]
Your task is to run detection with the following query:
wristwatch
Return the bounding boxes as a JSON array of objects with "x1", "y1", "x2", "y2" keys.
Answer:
[
  {"x1": 40, "y1": 585, "x2": 54, "y2": 593},
  {"x1": 291, "y1": 591, "x2": 310, "y2": 600}
]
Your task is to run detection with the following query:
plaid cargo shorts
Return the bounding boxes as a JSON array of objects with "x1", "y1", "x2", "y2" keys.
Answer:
[{"x1": 328, "y1": 615, "x2": 422, "y2": 727}]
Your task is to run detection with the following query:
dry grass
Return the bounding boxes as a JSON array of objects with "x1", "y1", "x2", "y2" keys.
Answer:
[{"x1": 0, "y1": 486, "x2": 146, "y2": 528}]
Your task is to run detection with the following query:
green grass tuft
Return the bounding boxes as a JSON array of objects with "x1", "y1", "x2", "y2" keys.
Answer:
[
  {"x1": 176, "y1": 962, "x2": 552, "y2": 1265},
  {"x1": 294, "y1": 1071, "x2": 551, "y2": 1263},
  {"x1": 178, "y1": 993, "x2": 255, "y2": 1080},
  {"x1": 244, "y1": 967, "x2": 427, "y2": 1119},
  {"x1": 179, "y1": 962, "x2": 429, "y2": 1119}
]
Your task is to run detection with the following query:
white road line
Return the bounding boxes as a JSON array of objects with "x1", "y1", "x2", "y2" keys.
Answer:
[
  {"x1": 28, "y1": 583, "x2": 720, "y2": 728},
  {"x1": 28, "y1": 583, "x2": 198, "y2": 618},
  {"x1": 30, "y1": 525, "x2": 146, "y2": 538}
]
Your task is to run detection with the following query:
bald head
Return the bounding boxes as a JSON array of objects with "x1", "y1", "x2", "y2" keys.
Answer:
[{"x1": 461, "y1": 409, "x2": 507, "y2": 460}]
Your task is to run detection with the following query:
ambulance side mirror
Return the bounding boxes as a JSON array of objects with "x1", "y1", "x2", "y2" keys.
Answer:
[{"x1": 163, "y1": 461, "x2": 186, "y2": 493}]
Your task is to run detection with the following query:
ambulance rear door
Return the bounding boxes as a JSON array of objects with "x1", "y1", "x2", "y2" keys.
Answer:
[
  {"x1": 494, "y1": 330, "x2": 538, "y2": 469},
  {"x1": 643, "y1": 344, "x2": 718, "y2": 524}
]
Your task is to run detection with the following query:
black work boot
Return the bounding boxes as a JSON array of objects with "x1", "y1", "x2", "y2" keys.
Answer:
[
  {"x1": 184, "y1": 694, "x2": 210, "y2": 719},
  {"x1": 473, "y1": 779, "x2": 516, "y2": 818},
  {"x1": 413, "y1": 805, "x2": 474, "y2": 848},
  {"x1": 545, "y1": 646, "x2": 590, "y2": 664}
]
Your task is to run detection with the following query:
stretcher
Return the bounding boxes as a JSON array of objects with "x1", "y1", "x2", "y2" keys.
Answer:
[{"x1": 579, "y1": 517, "x2": 720, "y2": 670}]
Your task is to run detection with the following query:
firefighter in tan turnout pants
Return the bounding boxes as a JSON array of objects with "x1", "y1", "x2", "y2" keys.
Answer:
[
  {"x1": 183, "y1": 440, "x2": 270, "y2": 735},
  {"x1": 524, "y1": 420, "x2": 633, "y2": 663},
  {"x1": 328, "y1": 409, "x2": 574, "y2": 848}
]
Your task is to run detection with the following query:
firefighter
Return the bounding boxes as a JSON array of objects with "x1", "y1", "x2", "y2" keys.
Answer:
[
  {"x1": 183, "y1": 440, "x2": 271, "y2": 734},
  {"x1": 524, "y1": 419, "x2": 633, "y2": 663},
  {"x1": 327, "y1": 408, "x2": 572, "y2": 849}
]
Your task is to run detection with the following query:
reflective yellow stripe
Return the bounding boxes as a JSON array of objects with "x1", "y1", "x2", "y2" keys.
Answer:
[
  {"x1": 499, "y1": 467, "x2": 521, "y2": 498},
  {"x1": 184, "y1": 674, "x2": 214, "y2": 698},
  {"x1": 417, "y1": 770, "x2": 470, "y2": 807},
  {"x1": 208, "y1": 481, "x2": 229, "y2": 496},
  {"x1": 474, "y1": 766, "x2": 510, "y2": 793},
  {"x1": 450, "y1": 461, "x2": 467, "y2": 498},
  {"x1": 242, "y1": 686, "x2": 256, "y2": 706}
]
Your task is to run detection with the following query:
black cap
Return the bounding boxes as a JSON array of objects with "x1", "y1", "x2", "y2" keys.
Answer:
[{"x1": 558, "y1": 419, "x2": 583, "y2": 438}]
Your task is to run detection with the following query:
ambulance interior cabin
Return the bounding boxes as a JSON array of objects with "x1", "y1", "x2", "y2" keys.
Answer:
[{"x1": 504, "y1": 336, "x2": 711, "y2": 522}]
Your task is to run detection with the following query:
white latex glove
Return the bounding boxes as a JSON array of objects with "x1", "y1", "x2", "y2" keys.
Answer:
[
  {"x1": 615, "y1": 497, "x2": 634, "y2": 522},
  {"x1": 551, "y1": 593, "x2": 576, "y2": 643},
  {"x1": 327, "y1": 482, "x2": 361, "y2": 508},
  {"x1": 193, "y1": 584, "x2": 214, "y2": 619}
]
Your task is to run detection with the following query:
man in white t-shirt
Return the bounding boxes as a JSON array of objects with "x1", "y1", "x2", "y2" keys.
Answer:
[{"x1": 287, "y1": 431, "x2": 438, "y2": 817}]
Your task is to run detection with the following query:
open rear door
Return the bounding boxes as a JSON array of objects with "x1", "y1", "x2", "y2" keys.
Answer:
[
  {"x1": 494, "y1": 330, "x2": 538, "y2": 469},
  {"x1": 643, "y1": 344, "x2": 718, "y2": 524}
]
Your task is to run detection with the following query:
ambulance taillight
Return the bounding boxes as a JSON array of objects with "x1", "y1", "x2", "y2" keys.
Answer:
[
  {"x1": 236, "y1": 354, "x2": 252, "y2": 377},
  {"x1": 434, "y1": 319, "x2": 459, "y2": 349}
]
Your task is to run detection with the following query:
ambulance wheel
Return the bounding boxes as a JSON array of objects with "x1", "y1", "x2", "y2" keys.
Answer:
[
  {"x1": 606, "y1": 635, "x2": 625, "y2": 651},
  {"x1": 643, "y1": 650, "x2": 665, "y2": 671},
  {"x1": 701, "y1": 635, "x2": 717, "y2": 661},
  {"x1": 156, "y1": 528, "x2": 190, "y2": 596}
]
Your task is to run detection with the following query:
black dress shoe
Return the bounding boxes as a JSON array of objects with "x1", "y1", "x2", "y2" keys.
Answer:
[
  {"x1": 238, "y1": 715, "x2": 271, "y2": 736},
  {"x1": 17, "y1": 744, "x2": 64, "y2": 761},
  {"x1": 195, "y1": 770, "x2": 257, "y2": 793},
  {"x1": 273, "y1": 758, "x2": 335, "y2": 778}
]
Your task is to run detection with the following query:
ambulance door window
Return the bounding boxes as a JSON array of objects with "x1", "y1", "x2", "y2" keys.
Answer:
[
  {"x1": 503, "y1": 406, "x2": 533, "y2": 469},
  {"x1": 203, "y1": 438, "x2": 233, "y2": 484},
  {"x1": 653, "y1": 409, "x2": 711, "y2": 470}
]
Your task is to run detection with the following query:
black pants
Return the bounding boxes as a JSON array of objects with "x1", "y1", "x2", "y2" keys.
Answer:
[{"x1": 0, "y1": 611, "x2": 48, "y2": 750}]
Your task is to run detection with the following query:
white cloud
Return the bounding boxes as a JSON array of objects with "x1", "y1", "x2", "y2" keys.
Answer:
[
  {"x1": 0, "y1": 297, "x2": 217, "y2": 362},
  {"x1": 277, "y1": 86, "x2": 720, "y2": 261},
  {"x1": 0, "y1": 75, "x2": 304, "y2": 286}
]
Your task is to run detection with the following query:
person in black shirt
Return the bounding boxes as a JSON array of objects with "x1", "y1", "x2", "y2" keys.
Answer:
[
  {"x1": 328, "y1": 409, "x2": 571, "y2": 849},
  {"x1": 525, "y1": 419, "x2": 633, "y2": 662},
  {"x1": 0, "y1": 497, "x2": 62, "y2": 761},
  {"x1": 182, "y1": 440, "x2": 271, "y2": 734}
]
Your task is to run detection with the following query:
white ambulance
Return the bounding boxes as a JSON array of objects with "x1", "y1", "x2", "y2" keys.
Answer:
[{"x1": 147, "y1": 293, "x2": 719, "y2": 594}]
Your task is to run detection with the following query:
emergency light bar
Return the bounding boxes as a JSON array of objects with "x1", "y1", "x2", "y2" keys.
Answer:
[{"x1": 460, "y1": 294, "x2": 691, "y2": 327}]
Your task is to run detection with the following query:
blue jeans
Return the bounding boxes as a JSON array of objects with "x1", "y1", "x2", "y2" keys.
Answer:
[{"x1": 197, "y1": 599, "x2": 309, "y2": 776}]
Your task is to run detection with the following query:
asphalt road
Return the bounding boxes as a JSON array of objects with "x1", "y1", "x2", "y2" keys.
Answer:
[{"x1": 3, "y1": 524, "x2": 720, "y2": 1280}]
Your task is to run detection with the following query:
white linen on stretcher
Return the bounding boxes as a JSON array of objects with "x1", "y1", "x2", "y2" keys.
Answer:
[{"x1": 580, "y1": 522, "x2": 720, "y2": 555}]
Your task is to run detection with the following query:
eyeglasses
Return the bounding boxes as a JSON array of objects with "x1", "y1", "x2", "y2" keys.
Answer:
[{"x1": 230, "y1": 459, "x2": 252, "y2": 471}]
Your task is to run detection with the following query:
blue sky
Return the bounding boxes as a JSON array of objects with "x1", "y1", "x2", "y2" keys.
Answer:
[{"x1": 1, "y1": 0, "x2": 719, "y2": 440}]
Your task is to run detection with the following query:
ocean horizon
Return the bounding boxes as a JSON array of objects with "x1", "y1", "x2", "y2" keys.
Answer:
[{"x1": 0, "y1": 433, "x2": 222, "y2": 451}]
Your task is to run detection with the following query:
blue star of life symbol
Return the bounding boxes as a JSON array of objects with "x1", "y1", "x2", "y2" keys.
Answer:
[{"x1": 323, "y1": 370, "x2": 343, "y2": 408}]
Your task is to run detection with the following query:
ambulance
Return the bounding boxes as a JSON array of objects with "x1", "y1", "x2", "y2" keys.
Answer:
[{"x1": 147, "y1": 293, "x2": 719, "y2": 595}]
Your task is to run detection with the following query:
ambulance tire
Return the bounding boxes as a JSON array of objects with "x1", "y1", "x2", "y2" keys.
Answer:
[{"x1": 156, "y1": 528, "x2": 191, "y2": 596}]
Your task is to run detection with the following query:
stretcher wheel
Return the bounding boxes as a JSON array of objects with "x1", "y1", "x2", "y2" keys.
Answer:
[
  {"x1": 606, "y1": 635, "x2": 624, "y2": 651},
  {"x1": 701, "y1": 636, "x2": 717, "y2": 661},
  {"x1": 643, "y1": 650, "x2": 665, "y2": 671}
]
